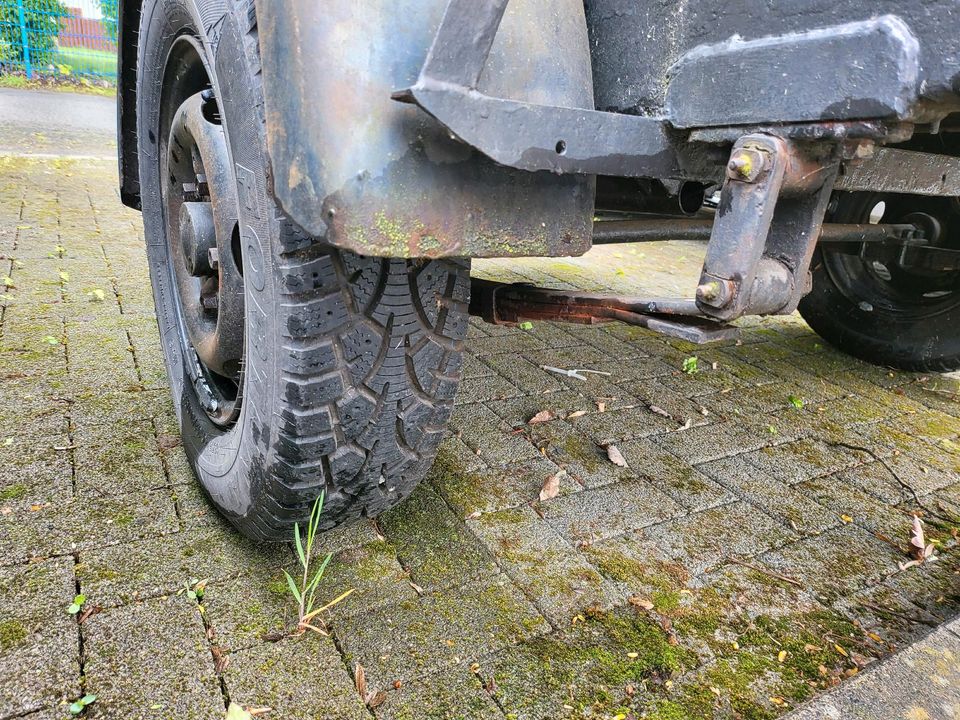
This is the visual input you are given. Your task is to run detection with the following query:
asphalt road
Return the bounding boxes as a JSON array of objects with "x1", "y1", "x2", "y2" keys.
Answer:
[{"x1": 0, "y1": 87, "x2": 117, "y2": 157}]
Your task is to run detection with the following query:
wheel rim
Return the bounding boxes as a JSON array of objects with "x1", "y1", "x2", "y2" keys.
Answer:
[
  {"x1": 822, "y1": 192, "x2": 960, "y2": 320},
  {"x1": 160, "y1": 39, "x2": 245, "y2": 427}
]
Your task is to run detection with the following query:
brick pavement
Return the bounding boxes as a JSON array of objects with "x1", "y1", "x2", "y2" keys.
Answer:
[{"x1": 1, "y1": 151, "x2": 958, "y2": 720}]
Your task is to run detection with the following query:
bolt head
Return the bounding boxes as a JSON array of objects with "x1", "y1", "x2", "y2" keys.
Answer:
[{"x1": 725, "y1": 148, "x2": 766, "y2": 183}]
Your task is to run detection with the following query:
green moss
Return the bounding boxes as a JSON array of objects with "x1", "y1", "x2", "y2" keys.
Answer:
[
  {"x1": 0, "y1": 619, "x2": 26, "y2": 649},
  {"x1": 0, "y1": 483, "x2": 26, "y2": 500},
  {"x1": 114, "y1": 510, "x2": 134, "y2": 526},
  {"x1": 562, "y1": 435, "x2": 600, "y2": 473}
]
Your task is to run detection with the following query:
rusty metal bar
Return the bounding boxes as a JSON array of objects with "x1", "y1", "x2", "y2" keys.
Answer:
[
  {"x1": 468, "y1": 278, "x2": 738, "y2": 344},
  {"x1": 592, "y1": 219, "x2": 922, "y2": 245}
]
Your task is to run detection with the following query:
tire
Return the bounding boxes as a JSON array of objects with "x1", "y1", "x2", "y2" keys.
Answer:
[
  {"x1": 799, "y1": 192, "x2": 960, "y2": 373},
  {"x1": 136, "y1": 0, "x2": 470, "y2": 540}
]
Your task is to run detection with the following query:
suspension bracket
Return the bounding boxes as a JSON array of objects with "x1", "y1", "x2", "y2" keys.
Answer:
[{"x1": 695, "y1": 134, "x2": 841, "y2": 321}]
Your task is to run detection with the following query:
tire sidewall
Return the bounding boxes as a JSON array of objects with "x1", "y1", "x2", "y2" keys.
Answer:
[
  {"x1": 137, "y1": 0, "x2": 279, "y2": 524},
  {"x1": 800, "y1": 195, "x2": 960, "y2": 371}
]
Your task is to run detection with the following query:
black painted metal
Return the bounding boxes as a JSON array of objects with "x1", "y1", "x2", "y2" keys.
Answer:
[
  {"x1": 585, "y1": 0, "x2": 960, "y2": 126},
  {"x1": 666, "y1": 16, "x2": 920, "y2": 128}
]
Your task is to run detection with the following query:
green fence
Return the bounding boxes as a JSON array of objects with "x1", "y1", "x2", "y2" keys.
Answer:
[{"x1": 0, "y1": 0, "x2": 118, "y2": 82}]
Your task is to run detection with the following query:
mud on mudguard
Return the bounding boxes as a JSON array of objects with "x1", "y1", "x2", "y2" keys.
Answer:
[{"x1": 254, "y1": 0, "x2": 595, "y2": 259}]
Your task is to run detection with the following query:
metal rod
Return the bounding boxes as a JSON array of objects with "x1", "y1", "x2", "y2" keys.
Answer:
[{"x1": 592, "y1": 219, "x2": 919, "y2": 245}]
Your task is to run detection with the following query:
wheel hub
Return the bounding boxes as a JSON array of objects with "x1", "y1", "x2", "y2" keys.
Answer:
[{"x1": 163, "y1": 90, "x2": 245, "y2": 425}]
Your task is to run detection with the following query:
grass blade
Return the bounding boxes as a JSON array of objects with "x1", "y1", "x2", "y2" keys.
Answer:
[
  {"x1": 294, "y1": 523, "x2": 305, "y2": 567},
  {"x1": 301, "y1": 588, "x2": 355, "y2": 623},
  {"x1": 282, "y1": 569, "x2": 302, "y2": 604}
]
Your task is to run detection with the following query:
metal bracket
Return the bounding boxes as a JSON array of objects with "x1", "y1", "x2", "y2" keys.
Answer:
[
  {"x1": 696, "y1": 134, "x2": 840, "y2": 320},
  {"x1": 469, "y1": 279, "x2": 738, "y2": 344},
  {"x1": 392, "y1": 0, "x2": 682, "y2": 178}
]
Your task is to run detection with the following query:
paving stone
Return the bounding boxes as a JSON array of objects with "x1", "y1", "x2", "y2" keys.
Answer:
[
  {"x1": 478, "y1": 353, "x2": 565, "y2": 394},
  {"x1": 0, "y1": 488, "x2": 179, "y2": 563},
  {"x1": 794, "y1": 475, "x2": 916, "y2": 537},
  {"x1": 757, "y1": 524, "x2": 904, "y2": 602},
  {"x1": 449, "y1": 403, "x2": 540, "y2": 466},
  {"x1": 638, "y1": 501, "x2": 797, "y2": 576},
  {"x1": 379, "y1": 484, "x2": 497, "y2": 592},
  {"x1": 651, "y1": 421, "x2": 771, "y2": 466},
  {"x1": 745, "y1": 438, "x2": 867, "y2": 485},
  {"x1": 484, "y1": 389, "x2": 595, "y2": 427},
  {"x1": 201, "y1": 572, "x2": 294, "y2": 652},
  {"x1": 483, "y1": 606, "x2": 698, "y2": 720},
  {"x1": 526, "y1": 418, "x2": 635, "y2": 488},
  {"x1": 76, "y1": 529, "x2": 285, "y2": 608},
  {"x1": 225, "y1": 634, "x2": 368, "y2": 720},
  {"x1": 468, "y1": 506, "x2": 622, "y2": 624},
  {"x1": 430, "y1": 450, "x2": 576, "y2": 518},
  {"x1": 454, "y1": 373, "x2": 523, "y2": 405},
  {"x1": 616, "y1": 437, "x2": 734, "y2": 511},
  {"x1": 785, "y1": 624, "x2": 960, "y2": 720},
  {"x1": 83, "y1": 595, "x2": 223, "y2": 718},
  {"x1": 333, "y1": 573, "x2": 548, "y2": 688},
  {"x1": 321, "y1": 538, "x2": 420, "y2": 618},
  {"x1": 373, "y1": 664, "x2": 504, "y2": 720},
  {"x1": 699, "y1": 455, "x2": 841, "y2": 535},
  {"x1": 540, "y1": 478, "x2": 682, "y2": 545},
  {"x1": 836, "y1": 461, "x2": 914, "y2": 505},
  {"x1": 0, "y1": 558, "x2": 80, "y2": 716}
]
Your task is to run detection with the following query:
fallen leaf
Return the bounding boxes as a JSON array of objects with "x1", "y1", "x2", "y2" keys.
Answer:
[
  {"x1": 539, "y1": 470, "x2": 565, "y2": 501},
  {"x1": 409, "y1": 581, "x2": 424, "y2": 596},
  {"x1": 840, "y1": 514, "x2": 853, "y2": 523},
  {"x1": 604, "y1": 444, "x2": 628, "y2": 468},
  {"x1": 367, "y1": 691, "x2": 387, "y2": 709},
  {"x1": 466, "y1": 510, "x2": 482, "y2": 520},
  {"x1": 628, "y1": 594, "x2": 654, "y2": 611},
  {"x1": 777, "y1": 650, "x2": 787, "y2": 663},
  {"x1": 649, "y1": 405, "x2": 672, "y2": 419},
  {"x1": 626, "y1": 651, "x2": 638, "y2": 658},
  {"x1": 834, "y1": 644, "x2": 848, "y2": 657},
  {"x1": 528, "y1": 410, "x2": 556, "y2": 425},
  {"x1": 597, "y1": 401, "x2": 606, "y2": 413},
  {"x1": 566, "y1": 410, "x2": 587, "y2": 419},
  {"x1": 354, "y1": 663, "x2": 367, "y2": 700},
  {"x1": 908, "y1": 515, "x2": 934, "y2": 563}
]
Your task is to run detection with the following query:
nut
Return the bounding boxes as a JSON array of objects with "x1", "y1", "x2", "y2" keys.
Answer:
[
  {"x1": 726, "y1": 147, "x2": 767, "y2": 183},
  {"x1": 696, "y1": 278, "x2": 736, "y2": 308}
]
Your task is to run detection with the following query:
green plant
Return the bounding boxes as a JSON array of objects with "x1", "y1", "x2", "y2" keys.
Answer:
[
  {"x1": 283, "y1": 491, "x2": 353, "y2": 634},
  {"x1": 69, "y1": 693, "x2": 96, "y2": 715},
  {"x1": 787, "y1": 395, "x2": 804, "y2": 409},
  {"x1": 67, "y1": 594, "x2": 86, "y2": 615},
  {"x1": 682, "y1": 356, "x2": 699, "y2": 374},
  {"x1": 97, "y1": 0, "x2": 118, "y2": 43},
  {"x1": 0, "y1": 0, "x2": 68, "y2": 68}
]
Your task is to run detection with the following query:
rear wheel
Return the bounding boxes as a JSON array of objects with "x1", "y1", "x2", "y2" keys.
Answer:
[
  {"x1": 799, "y1": 191, "x2": 960, "y2": 372},
  {"x1": 136, "y1": 0, "x2": 470, "y2": 540}
]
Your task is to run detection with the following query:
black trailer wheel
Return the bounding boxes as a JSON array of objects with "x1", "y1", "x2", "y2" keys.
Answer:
[
  {"x1": 799, "y1": 191, "x2": 960, "y2": 372},
  {"x1": 136, "y1": 0, "x2": 469, "y2": 539}
]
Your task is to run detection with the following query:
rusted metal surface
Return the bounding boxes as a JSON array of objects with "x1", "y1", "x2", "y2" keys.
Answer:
[
  {"x1": 836, "y1": 147, "x2": 960, "y2": 196},
  {"x1": 695, "y1": 134, "x2": 840, "y2": 320},
  {"x1": 592, "y1": 219, "x2": 924, "y2": 245},
  {"x1": 469, "y1": 279, "x2": 738, "y2": 344},
  {"x1": 255, "y1": 0, "x2": 595, "y2": 259}
]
